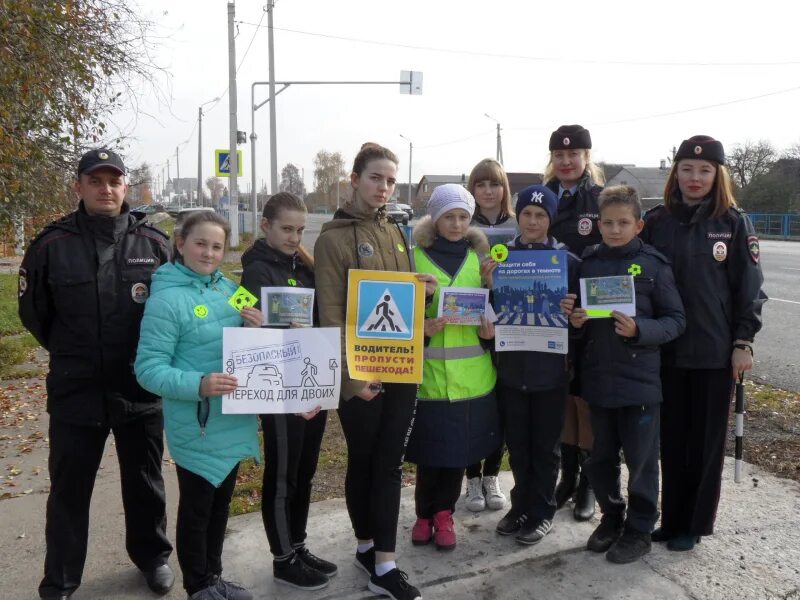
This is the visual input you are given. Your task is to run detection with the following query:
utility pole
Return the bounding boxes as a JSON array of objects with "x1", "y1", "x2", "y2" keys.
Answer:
[
  {"x1": 485, "y1": 113, "x2": 504, "y2": 165},
  {"x1": 227, "y1": 0, "x2": 240, "y2": 247},
  {"x1": 198, "y1": 107, "x2": 203, "y2": 206},
  {"x1": 400, "y1": 134, "x2": 413, "y2": 205},
  {"x1": 267, "y1": 0, "x2": 278, "y2": 195}
]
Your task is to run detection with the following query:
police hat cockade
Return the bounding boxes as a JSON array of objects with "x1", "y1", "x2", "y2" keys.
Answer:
[
  {"x1": 77, "y1": 148, "x2": 127, "y2": 177},
  {"x1": 549, "y1": 124, "x2": 592, "y2": 151},
  {"x1": 674, "y1": 135, "x2": 725, "y2": 165}
]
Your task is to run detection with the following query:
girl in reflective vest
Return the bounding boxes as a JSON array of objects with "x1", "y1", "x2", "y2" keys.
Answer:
[{"x1": 405, "y1": 184, "x2": 499, "y2": 552}]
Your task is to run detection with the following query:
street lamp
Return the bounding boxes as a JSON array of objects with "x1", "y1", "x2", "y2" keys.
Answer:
[
  {"x1": 485, "y1": 113, "x2": 504, "y2": 165},
  {"x1": 197, "y1": 97, "x2": 220, "y2": 207},
  {"x1": 399, "y1": 134, "x2": 413, "y2": 206}
]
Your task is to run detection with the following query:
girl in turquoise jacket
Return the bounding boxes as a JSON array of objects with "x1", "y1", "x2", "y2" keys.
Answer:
[{"x1": 135, "y1": 211, "x2": 261, "y2": 600}]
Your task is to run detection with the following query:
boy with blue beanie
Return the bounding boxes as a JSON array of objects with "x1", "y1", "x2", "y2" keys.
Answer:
[{"x1": 488, "y1": 185, "x2": 581, "y2": 545}]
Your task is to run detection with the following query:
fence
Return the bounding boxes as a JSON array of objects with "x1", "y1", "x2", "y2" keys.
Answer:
[{"x1": 748, "y1": 213, "x2": 800, "y2": 239}]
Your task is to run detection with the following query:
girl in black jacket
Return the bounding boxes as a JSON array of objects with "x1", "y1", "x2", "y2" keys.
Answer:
[
  {"x1": 641, "y1": 136, "x2": 767, "y2": 551},
  {"x1": 240, "y1": 192, "x2": 335, "y2": 591}
]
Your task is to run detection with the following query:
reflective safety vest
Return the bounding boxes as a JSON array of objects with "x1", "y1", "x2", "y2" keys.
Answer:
[{"x1": 413, "y1": 247, "x2": 496, "y2": 402}]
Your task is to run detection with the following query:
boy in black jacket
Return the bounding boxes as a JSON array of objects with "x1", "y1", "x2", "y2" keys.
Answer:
[
  {"x1": 488, "y1": 185, "x2": 581, "y2": 546},
  {"x1": 561, "y1": 185, "x2": 685, "y2": 564}
]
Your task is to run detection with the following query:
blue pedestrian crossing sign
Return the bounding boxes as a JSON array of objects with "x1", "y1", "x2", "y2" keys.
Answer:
[
  {"x1": 356, "y1": 280, "x2": 415, "y2": 341},
  {"x1": 215, "y1": 149, "x2": 243, "y2": 177}
]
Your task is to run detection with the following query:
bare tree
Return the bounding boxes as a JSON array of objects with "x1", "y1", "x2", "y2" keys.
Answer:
[
  {"x1": 727, "y1": 140, "x2": 777, "y2": 189},
  {"x1": 313, "y1": 150, "x2": 347, "y2": 209},
  {"x1": 279, "y1": 163, "x2": 307, "y2": 197}
]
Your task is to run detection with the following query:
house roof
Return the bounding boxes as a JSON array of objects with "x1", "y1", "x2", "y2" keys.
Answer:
[
  {"x1": 506, "y1": 172, "x2": 543, "y2": 195},
  {"x1": 607, "y1": 167, "x2": 669, "y2": 199},
  {"x1": 418, "y1": 174, "x2": 466, "y2": 185}
]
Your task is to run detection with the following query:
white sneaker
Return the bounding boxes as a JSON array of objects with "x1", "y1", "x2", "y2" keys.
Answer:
[
  {"x1": 465, "y1": 476, "x2": 486, "y2": 512},
  {"x1": 483, "y1": 475, "x2": 506, "y2": 510}
]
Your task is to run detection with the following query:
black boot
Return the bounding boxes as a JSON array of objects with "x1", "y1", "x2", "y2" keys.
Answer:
[
  {"x1": 574, "y1": 449, "x2": 596, "y2": 521},
  {"x1": 554, "y1": 444, "x2": 580, "y2": 509}
]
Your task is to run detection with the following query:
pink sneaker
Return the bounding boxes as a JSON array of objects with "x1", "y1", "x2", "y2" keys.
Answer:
[
  {"x1": 411, "y1": 518, "x2": 432, "y2": 546},
  {"x1": 433, "y1": 510, "x2": 456, "y2": 551}
]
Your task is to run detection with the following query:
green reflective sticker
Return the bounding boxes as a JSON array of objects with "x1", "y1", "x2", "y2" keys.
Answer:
[
  {"x1": 397, "y1": 243, "x2": 405, "y2": 253},
  {"x1": 628, "y1": 263, "x2": 642, "y2": 276},
  {"x1": 586, "y1": 309, "x2": 613, "y2": 318},
  {"x1": 194, "y1": 305, "x2": 209, "y2": 318},
  {"x1": 228, "y1": 286, "x2": 258, "y2": 312},
  {"x1": 490, "y1": 244, "x2": 509, "y2": 263},
  {"x1": 287, "y1": 278, "x2": 297, "y2": 286}
]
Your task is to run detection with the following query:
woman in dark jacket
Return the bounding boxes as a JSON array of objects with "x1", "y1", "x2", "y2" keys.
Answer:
[
  {"x1": 544, "y1": 124, "x2": 605, "y2": 521},
  {"x1": 240, "y1": 192, "x2": 335, "y2": 591},
  {"x1": 641, "y1": 135, "x2": 767, "y2": 551}
]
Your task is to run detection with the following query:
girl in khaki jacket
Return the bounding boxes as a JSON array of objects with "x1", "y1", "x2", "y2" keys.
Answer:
[{"x1": 315, "y1": 143, "x2": 434, "y2": 600}]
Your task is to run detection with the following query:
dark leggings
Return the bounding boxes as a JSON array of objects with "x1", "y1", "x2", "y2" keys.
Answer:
[
  {"x1": 261, "y1": 411, "x2": 327, "y2": 558},
  {"x1": 414, "y1": 466, "x2": 465, "y2": 518},
  {"x1": 176, "y1": 464, "x2": 239, "y2": 595},
  {"x1": 337, "y1": 383, "x2": 417, "y2": 553}
]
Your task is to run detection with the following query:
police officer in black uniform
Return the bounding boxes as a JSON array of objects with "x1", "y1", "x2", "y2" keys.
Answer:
[
  {"x1": 18, "y1": 149, "x2": 174, "y2": 599},
  {"x1": 640, "y1": 135, "x2": 767, "y2": 552},
  {"x1": 544, "y1": 124, "x2": 605, "y2": 521}
]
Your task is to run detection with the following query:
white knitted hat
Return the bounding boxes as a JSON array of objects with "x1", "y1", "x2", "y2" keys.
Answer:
[{"x1": 427, "y1": 184, "x2": 475, "y2": 223}]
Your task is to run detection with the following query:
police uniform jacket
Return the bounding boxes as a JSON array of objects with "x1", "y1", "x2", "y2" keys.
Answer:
[
  {"x1": 495, "y1": 235, "x2": 581, "y2": 392},
  {"x1": 18, "y1": 202, "x2": 171, "y2": 427},
  {"x1": 640, "y1": 195, "x2": 767, "y2": 370},
  {"x1": 577, "y1": 239, "x2": 686, "y2": 408},
  {"x1": 546, "y1": 175, "x2": 603, "y2": 257}
]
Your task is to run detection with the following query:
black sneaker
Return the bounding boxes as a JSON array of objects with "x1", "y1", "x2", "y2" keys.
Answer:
[
  {"x1": 296, "y1": 546, "x2": 338, "y2": 577},
  {"x1": 368, "y1": 568, "x2": 422, "y2": 600},
  {"x1": 515, "y1": 518, "x2": 553, "y2": 545},
  {"x1": 606, "y1": 527, "x2": 652, "y2": 564},
  {"x1": 212, "y1": 577, "x2": 253, "y2": 600},
  {"x1": 587, "y1": 513, "x2": 624, "y2": 553},
  {"x1": 354, "y1": 547, "x2": 376, "y2": 577},
  {"x1": 496, "y1": 510, "x2": 528, "y2": 536},
  {"x1": 273, "y1": 554, "x2": 329, "y2": 591}
]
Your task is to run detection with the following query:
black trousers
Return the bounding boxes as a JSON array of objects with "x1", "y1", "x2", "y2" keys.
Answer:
[
  {"x1": 414, "y1": 465, "x2": 465, "y2": 518},
  {"x1": 660, "y1": 367, "x2": 733, "y2": 536},
  {"x1": 466, "y1": 386, "x2": 505, "y2": 478},
  {"x1": 337, "y1": 383, "x2": 417, "y2": 553},
  {"x1": 261, "y1": 410, "x2": 327, "y2": 558},
  {"x1": 503, "y1": 384, "x2": 567, "y2": 521},
  {"x1": 586, "y1": 405, "x2": 660, "y2": 533},
  {"x1": 176, "y1": 464, "x2": 239, "y2": 594},
  {"x1": 39, "y1": 413, "x2": 171, "y2": 598}
]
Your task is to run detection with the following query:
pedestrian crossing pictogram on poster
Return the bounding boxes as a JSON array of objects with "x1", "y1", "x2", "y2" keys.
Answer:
[{"x1": 356, "y1": 282, "x2": 414, "y2": 340}]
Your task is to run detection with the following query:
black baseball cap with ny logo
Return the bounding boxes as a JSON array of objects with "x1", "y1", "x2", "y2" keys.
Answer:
[{"x1": 77, "y1": 148, "x2": 127, "y2": 177}]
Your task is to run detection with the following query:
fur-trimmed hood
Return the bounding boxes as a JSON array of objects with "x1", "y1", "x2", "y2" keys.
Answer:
[{"x1": 412, "y1": 216, "x2": 490, "y2": 255}]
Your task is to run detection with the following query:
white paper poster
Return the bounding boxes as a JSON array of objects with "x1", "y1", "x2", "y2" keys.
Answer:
[
  {"x1": 222, "y1": 327, "x2": 341, "y2": 414},
  {"x1": 261, "y1": 287, "x2": 315, "y2": 326}
]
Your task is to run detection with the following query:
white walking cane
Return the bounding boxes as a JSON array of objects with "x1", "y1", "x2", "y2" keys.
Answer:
[{"x1": 734, "y1": 373, "x2": 745, "y2": 483}]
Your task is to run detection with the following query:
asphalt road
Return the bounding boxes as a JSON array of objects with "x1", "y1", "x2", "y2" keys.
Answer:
[
  {"x1": 303, "y1": 216, "x2": 799, "y2": 391},
  {"x1": 752, "y1": 240, "x2": 800, "y2": 391}
]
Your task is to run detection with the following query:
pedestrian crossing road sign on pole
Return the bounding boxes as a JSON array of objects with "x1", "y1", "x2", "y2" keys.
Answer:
[
  {"x1": 215, "y1": 149, "x2": 243, "y2": 177},
  {"x1": 345, "y1": 269, "x2": 425, "y2": 384}
]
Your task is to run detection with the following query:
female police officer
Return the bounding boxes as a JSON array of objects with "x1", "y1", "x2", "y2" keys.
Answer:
[{"x1": 640, "y1": 135, "x2": 767, "y2": 551}]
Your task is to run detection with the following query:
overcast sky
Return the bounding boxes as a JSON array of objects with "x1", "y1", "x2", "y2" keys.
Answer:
[{"x1": 115, "y1": 0, "x2": 800, "y2": 195}]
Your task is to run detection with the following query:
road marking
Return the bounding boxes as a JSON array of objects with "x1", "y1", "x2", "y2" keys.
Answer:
[
  {"x1": 771, "y1": 297, "x2": 800, "y2": 305},
  {"x1": 780, "y1": 267, "x2": 800, "y2": 271}
]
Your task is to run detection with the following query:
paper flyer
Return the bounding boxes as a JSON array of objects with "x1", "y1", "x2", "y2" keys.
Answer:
[
  {"x1": 261, "y1": 287, "x2": 315, "y2": 326},
  {"x1": 437, "y1": 287, "x2": 489, "y2": 325},
  {"x1": 492, "y1": 249, "x2": 569, "y2": 354},
  {"x1": 579, "y1": 275, "x2": 636, "y2": 318}
]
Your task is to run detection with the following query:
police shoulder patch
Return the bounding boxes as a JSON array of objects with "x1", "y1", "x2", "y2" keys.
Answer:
[{"x1": 747, "y1": 235, "x2": 760, "y2": 264}]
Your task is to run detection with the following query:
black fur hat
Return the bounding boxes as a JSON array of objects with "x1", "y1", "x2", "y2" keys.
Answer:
[
  {"x1": 675, "y1": 135, "x2": 725, "y2": 164},
  {"x1": 549, "y1": 124, "x2": 592, "y2": 151}
]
